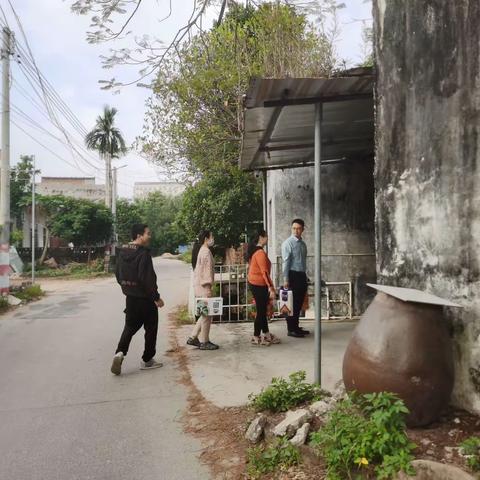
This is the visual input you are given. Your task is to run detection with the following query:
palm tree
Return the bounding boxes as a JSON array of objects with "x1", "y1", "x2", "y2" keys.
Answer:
[{"x1": 85, "y1": 105, "x2": 127, "y2": 210}]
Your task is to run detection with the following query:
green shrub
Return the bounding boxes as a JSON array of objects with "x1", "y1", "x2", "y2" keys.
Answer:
[
  {"x1": 14, "y1": 284, "x2": 45, "y2": 301},
  {"x1": 179, "y1": 250, "x2": 192, "y2": 264},
  {"x1": 248, "y1": 370, "x2": 327, "y2": 412},
  {"x1": 247, "y1": 436, "x2": 300, "y2": 479},
  {"x1": 176, "y1": 305, "x2": 193, "y2": 326},
  {"x1": 460, "y1": 436, "x2": 480, "y2": 471},
  {"x1": 0, "y1": 296, "x2": 9, "y2": 312},
  {"x1": 310, "y1": 392, "x2": 415, "y2": 480}
]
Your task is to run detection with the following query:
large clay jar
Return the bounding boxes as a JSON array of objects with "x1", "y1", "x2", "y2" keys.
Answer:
[{"x1": 342, "y1": 292, "x2": 454, "y2": 427}]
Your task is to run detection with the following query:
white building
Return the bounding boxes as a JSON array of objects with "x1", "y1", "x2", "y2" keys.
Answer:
[
  {"x1": 20, "y1": 177, "x2": 106, "y2": 248},
  {"x1": 133, "y1": 181, "x2": 185, "y2": 200},
  {"x1": 36, "y1": 177, "x2": 105, "y2": 202}
]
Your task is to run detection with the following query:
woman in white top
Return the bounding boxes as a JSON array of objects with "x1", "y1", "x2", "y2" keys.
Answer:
[{"x1": 186, "y1": 230, "x2": 219, "y2": 350}]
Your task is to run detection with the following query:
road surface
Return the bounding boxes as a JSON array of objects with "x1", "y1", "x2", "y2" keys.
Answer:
[{"x1": 0, "y1": 259, "x2": 209, "y2": 480}]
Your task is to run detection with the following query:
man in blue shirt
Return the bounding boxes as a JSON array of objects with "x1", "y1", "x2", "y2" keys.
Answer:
[{"x1": 281, "y1": 218, "x2": 309, "y2": 338}]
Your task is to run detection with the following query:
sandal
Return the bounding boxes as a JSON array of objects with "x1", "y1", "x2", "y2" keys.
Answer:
[
  {"x1": 264, "y1": 333, "x2": 281, "y2": 344},
  {"x1": 251, "y1": 336, "x2": 270, "y2": 346},
  {"x1": 199, "y1": 341, "x2": 219, "y2": 350}
]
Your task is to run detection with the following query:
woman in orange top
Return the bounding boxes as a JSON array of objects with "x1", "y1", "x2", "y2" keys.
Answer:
[{"x1": 247, "y1": 230, "x2": 281, "y2": 346}]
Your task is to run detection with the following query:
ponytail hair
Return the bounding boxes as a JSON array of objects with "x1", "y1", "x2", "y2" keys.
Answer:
[
  {"x1": 246, "y1": 229, "x2": 267, "y2": 262},
  {"x1": 192, "y1": 230, "x2": 212, "y2": 269}
]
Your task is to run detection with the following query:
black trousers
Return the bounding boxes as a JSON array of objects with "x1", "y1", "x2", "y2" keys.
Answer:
[
  {"x1": 249, "y1": 283, "x2": 270, "y2": 336},
  {"x1": 286, "y1": 270, "x2": 308, "y2": 332},
  {"x1": 116, "y1": 296, "x2": 158, "y2": 362}
]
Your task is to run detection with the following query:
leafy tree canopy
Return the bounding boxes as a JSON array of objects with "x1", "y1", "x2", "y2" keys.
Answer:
[
  {"x1": 30, "y1": 195, "x2": 113, "y2": 246},
  {"x1": 139, "y1": 2, "x2": 339, "y2": 178},
  {"x1": 176, "y1": 166, "x2": 262, "y2": 247}
]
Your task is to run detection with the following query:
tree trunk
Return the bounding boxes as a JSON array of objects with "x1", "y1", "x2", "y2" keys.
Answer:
[
  {"x1": 38, "y1": 227, "x2": 50, "y2": 265},
  {"x1": 104, "y1": 152, "x2": 112, "y2": 210}
]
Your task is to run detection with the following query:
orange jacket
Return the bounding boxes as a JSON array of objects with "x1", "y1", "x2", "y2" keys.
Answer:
[{"x1": 248, "y1": 249, "x2": 274, "y2": 288}]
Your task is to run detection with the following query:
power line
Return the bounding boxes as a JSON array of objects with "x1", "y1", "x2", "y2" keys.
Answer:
[{"x1": 11, "y1": 119, "x2": 98, "y2": 177}]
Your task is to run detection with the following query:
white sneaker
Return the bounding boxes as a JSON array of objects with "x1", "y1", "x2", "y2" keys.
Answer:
[
  {"x1": 140, "y1": 358, "x2": 163, "y2": 370},
  {"x1": 111, "y1": 352, "x2": 124, "y2": 375}
]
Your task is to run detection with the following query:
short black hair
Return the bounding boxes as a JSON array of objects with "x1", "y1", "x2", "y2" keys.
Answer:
[
  {"x1": 131, "y1": 223, "x2": 148, "y2": 240},
  {"x1": 292, "y1": 218, "x2": 305, "y2": 228}
]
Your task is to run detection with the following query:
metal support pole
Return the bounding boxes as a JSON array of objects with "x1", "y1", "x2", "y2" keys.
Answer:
[
  {"x1": 31, "y1": 155, "x2": 36, "y2": 284},
  {"x1": 262, "y1": 170, "x2": 268, "y2": 254},
  {"x1": 314, "y1": 103, "x2": 323, "y2": 385}
]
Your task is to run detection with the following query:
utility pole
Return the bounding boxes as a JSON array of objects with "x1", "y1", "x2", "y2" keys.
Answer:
[
  {"x1": 0, "y1": 27, "x2": 12, "y2": 296},
  {"x1": 31, "y1": 155, "x2": 36, "y2": 284},
  {"x1": 111, "y1": 164, "x2": 126, "y2": 246}
]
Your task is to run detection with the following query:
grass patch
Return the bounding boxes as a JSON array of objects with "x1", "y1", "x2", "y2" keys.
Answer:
[
  {"x1": 14, "y1": 284, "x2": 45, "y2": 302},
  {"x1": 24, "y1": 259, "x2": 112, "y2": 279},
  {"x1": 248, "y1": 370, "x2": 328, "y2": 413},
  {"x1": 0, "y1": 296, "x2": 9, "y2": 312},
  {"x1": 459, "y1": 436, "x2": 480, "y2": 472},
  {"x1": 175, "y1": 304, "x2": 194, "y2": 326},
  {"x1": 310, "y1": 391, "x2": 415, "y2": 480},
  {"x1": 179, "y1": 250, "x2": 192, "y2": 264},
  {"x1": 247, "y1": 436, "x2": 301, "y2": 479}
]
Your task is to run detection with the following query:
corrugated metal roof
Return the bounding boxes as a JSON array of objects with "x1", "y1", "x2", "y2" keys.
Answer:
[{"x1": 240, "y1": 71, "x2": 374, "y2": 171}]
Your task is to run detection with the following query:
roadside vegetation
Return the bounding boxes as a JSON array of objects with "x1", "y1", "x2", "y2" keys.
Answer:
[
  {"x1": 249, "y1": 371, "x2": 328, "y2": 413},
  {"x1": 459, "y1": 436, "x2": 480, "y2": 472},
  {"x1": 247, "y1": 436, "x2": 301, "y2": 479},
  {"x1": 244, "y1": 372, "x2": 416, "y2": 479},
  {"x1": 175, "y1": 305, "x2": 193, "y2": 326},
  {"x1": 23, "y1": 259, "x2": 111, "y2": 280}
]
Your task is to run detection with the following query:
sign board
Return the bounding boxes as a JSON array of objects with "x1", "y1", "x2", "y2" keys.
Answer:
[{"x1": 195, "y1": 297, "x2": 223, "y2": 316}]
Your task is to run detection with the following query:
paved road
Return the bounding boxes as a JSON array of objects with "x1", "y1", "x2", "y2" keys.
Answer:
[{"x1": 0, "y1": 259, "x2": 209, "y2": 480}]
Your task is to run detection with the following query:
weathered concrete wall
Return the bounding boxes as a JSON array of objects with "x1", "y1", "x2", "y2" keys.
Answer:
[
  {"x1": 266, "y1": 160, "x2": 376, "y2": 315},
  {"x1": 373, "y1": 0, "x2": 480, "y2": 412}
]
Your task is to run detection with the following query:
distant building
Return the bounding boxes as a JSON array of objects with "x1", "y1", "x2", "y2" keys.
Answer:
[
  {"x1": 36, "y1": 177, "x2": 105, "y2": 202},
  {"x1": 19, "y1": 177, "x2": 106, "y2": 248},
  {"x1": 133, "y1": 181, "x2": 185, "y2": 200}
]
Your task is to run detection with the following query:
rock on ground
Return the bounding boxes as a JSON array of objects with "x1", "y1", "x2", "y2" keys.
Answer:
[
  {"x1": 245, "y1": 414, "x2": 267, "y2": 443},
  {"x1": 395, "y1": 460, "x2": 475, "y2": 480},
  {"x1": 309, "y1": 399, "x2": 333, "y2": 417},
  {"x1": 289, "y1": 423, "x2": 310, "y2": 447},
  {"x1": 272, "y1": 409, "x2": 312, "y2": 438}
]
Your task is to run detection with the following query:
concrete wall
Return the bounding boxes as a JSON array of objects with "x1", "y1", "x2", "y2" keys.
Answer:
[
  {"x1": 373, "y1": 0, "x2": 480, "y2": 413},
  {"x1": 266, "y1": 160, "x2": 376, "y2": 315},
  {"x1": 37, "y1": 177, "x2": 105, "y2": 202},
  {"x1": 133, "y1": 182, "x2": 186, "y2": 200}
]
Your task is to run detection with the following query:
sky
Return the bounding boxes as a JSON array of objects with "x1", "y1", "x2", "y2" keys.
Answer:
[{"x1": 2, "y1": 0, "x2": 372, "y2": 198}]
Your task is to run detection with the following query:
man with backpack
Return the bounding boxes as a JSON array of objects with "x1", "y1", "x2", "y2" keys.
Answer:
[{"x1": 111, "y1": 224, "x2": 165, "y2": 375}]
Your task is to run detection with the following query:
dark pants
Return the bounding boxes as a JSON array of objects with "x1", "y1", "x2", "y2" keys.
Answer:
[
  {"x1": 286, "y1": 270, "x2": 308, "y2": 332},
  {"x1": 249, "y1": 283, "x2": 270, "y2": 336},
  {"x1": 116, "y1": 296, "x2": 158, "y2": 362}
]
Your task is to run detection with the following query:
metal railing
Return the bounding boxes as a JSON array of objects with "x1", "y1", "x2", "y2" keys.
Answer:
[{"x1": 211, "y1": 260, "x2": 356, "y2": 323}]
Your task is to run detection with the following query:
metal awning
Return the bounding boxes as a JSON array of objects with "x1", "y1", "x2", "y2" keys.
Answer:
[
  {"x1": 239, "y1": 70, "x2": 375, "y2": 386},
  {"x1": 240, "y1": 71, "x2": 374, "y2": 171}
]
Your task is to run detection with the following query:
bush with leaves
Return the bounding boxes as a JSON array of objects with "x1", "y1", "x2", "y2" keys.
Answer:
[
  {"x1": 248, "y1": 370, "x2": 327, "y2": 413},
  {"x1": 247, "y1": 436, "x2": 300, "y2": 479},
  {"x1": 460, "y1": 436, "x2": 480, "y2": 472},
  {"x1": 310, "y1": 392, "x2": 415, "y2": 480}
]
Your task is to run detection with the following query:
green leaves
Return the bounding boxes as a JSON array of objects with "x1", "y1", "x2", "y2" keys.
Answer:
[
  {"x1": 141, "y1": 2, "x2": 337, "y2": 178},
  {"x1": 247, "y1": 436, "x2": 300, "y2": 479},
  {"x1": 460, "y1": 436, "x2": 480, "y2": 471},
  {"x1": 116, "y1": 192, "x2": 187, "y2": 253},
  {"x1": 176, "y1": 166, "x2": 262, "y2": 248},
  {"x1": 310, "y1": 392, "x2": 415, "y2": 480},
  {"x1": 32, "y1": 194, "x2": 113, "y2": 245},
  {"x1": 248, "y1": 370, "x2": 327, "y2": 413}
]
